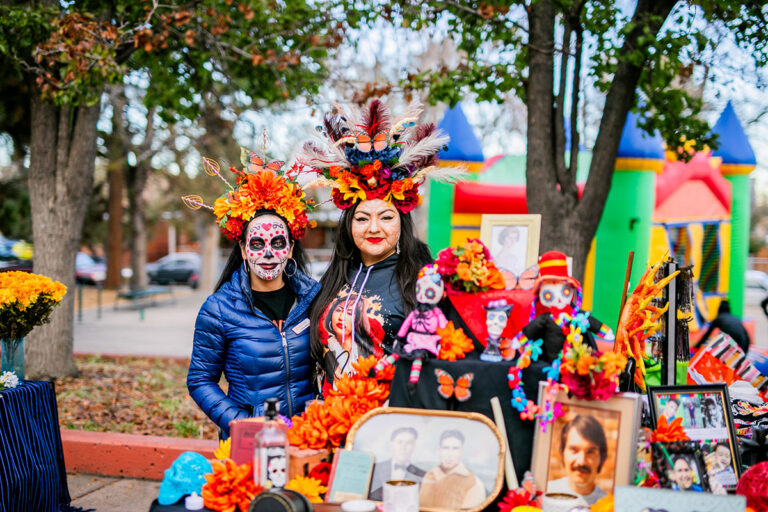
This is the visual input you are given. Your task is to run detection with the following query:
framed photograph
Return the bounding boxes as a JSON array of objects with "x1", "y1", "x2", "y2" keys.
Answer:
[
  {"x1": 531, "y1": 383, "x2": 642, "y2": 507},
  {"x1": 652, "y1": 442, "x2": 710, "y2": 492},
  {"x1": 479, "y1": 214, "x2": 541, "y2": 276},
  {"x1": 346, "y1": 407, "x2": 505, "y2": 512},
  {"x1": 613, "y1": 485, "x2": 746, "y2": 512},
  {"x1": 647, "y1": 384, "x2": 741, "y2": 489}
]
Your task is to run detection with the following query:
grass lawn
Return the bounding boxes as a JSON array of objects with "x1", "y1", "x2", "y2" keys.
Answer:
[{"x1": 56, "y1": 354, "x2": 220, "y2": 439}]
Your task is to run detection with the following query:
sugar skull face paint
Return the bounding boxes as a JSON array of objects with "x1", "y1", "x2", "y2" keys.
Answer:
[
  {"x1": 240, "y1": 214, "x2": 292, "y2": 282},
  {"x1": 539, "y1": 281, "x2": 573, "y2": 309}
]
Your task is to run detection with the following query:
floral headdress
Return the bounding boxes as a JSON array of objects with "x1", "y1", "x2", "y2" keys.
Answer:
[
  {"x1": 299, "y1": 99, "x2": 464, "y2": 213},
  {"x1": 182, "y1": 148, "x2": 315, "y2": 242}
]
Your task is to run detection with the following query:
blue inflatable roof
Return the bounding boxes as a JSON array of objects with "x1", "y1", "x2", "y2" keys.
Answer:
[
  {"x1": 437, "y1": 104, "x2": 484, "y2": 162},
  {"x1": 711, "y1": 101, "x2": 756, "y2": 166},
  {"x1": 617, "y1": 110, "x2": 664, "y2": 160}
]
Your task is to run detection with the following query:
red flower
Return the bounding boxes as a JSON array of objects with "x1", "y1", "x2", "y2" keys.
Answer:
[
  {"x1": 498, "y1": 488, "x2": 542, "y2": 511},
  {"x1": 221, "y1": 218, "x2": 244, "y2": 241},
  {"x1": 652, "y1": 415, "x2": 690, "y2": 442},
  {"x1": 331, "y1": 188, "x2": 355, "y2": 210},
  {"x1": 393, "y1": 187, "x2": 420, "y2": 213},
  {"x1": 308, "y1": 462, "x2": 332, "y2": 487}
]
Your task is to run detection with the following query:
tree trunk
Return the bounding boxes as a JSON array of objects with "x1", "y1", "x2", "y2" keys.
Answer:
[
  {"x1": 127, "y1": 163, "x2": 149, "y2": 291},
  {"x1": 105, "y1": 163, "x2": 124, "y2": 289},
  {"x1": 197, "y1": 217, "x2": 220, "y2": 293},
  {"x1": 27, "y1": 90, "x2": 101, "y2": 379}
]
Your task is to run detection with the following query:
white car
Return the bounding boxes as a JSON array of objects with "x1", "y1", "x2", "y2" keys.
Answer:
[{"x1": 745, "y1": 270, "x2": 768, "y2": 306}]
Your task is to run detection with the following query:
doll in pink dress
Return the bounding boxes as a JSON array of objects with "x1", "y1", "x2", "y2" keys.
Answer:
[{"x1": 369, "y1": 263, "x2": 447, "y2": 391}]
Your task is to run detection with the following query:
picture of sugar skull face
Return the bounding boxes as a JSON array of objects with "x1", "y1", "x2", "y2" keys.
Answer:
[
  {"x1": 241, "y1": 214, "x2": 292, "y2": 281},
  {"x1": 539, "y1": 281, "x2": 574, "y2": 309},
  {"x1": 484, "y1": 299, "x2": 512, "y2": 340},
  {"x1": 415, "y1": 266, "x2": 444, "y2": 305},
  {"x1": 267, "y1": 455, "x2": 286, "y2": 487}
]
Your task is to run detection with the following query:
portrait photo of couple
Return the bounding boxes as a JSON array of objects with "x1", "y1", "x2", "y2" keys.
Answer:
[{"x1": 348, "y1": 410, "x2": 504, "y2": 511}]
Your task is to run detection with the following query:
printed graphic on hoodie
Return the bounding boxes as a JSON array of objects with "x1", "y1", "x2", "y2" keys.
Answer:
[{"x1": 319, "y1": 286, "x2": 386, "y2": 377}]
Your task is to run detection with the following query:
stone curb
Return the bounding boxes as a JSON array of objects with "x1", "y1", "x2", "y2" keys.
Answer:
[{"x1": 61, "y1": 429, "x2": 217, "y2": 480}]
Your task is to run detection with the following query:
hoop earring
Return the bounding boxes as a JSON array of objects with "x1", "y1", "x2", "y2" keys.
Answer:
[
  {"x1": 284, "y1": 258, "x2": 297, "y2": 277},
  {"x1": 396, "y1": 241, "x2": 400, "y2": 254}
]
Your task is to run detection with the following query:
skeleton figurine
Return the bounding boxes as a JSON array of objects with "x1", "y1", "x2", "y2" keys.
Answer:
[
  {"x1": 370, "y1": 264, "x2": 447, "y2": 391},
  {"x1": 481, "y1": 299, "x2": 513, "y2": 362}
]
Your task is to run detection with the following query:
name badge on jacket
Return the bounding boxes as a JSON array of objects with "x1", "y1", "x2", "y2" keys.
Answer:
[{"x1": 292, "y1": 318, "x2": 310, "y2": 334}]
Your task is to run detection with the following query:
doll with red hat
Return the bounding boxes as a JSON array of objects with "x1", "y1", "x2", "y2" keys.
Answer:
[{"x1": 513, "y1": 251, "x2": 614, "y2": 363}]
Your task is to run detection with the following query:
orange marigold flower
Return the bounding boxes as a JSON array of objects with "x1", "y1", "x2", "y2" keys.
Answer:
[
  {"x1": 201, "y1": 459, "x2": 263, "y2": 512},
  {"x1": 590, "y1": 494, "x2": 613, "y2": 512},
  {"x1": 576, "y1": 353, "x2": 596, "y2": 376},
  {"x1": 456, "y1": 262, "x2": 472, "y2": 281}
]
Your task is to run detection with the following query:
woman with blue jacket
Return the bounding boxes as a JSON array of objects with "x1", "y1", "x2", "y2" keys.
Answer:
[{"x1": 185, "y1": 154, "x2": 319, "y2": 437}]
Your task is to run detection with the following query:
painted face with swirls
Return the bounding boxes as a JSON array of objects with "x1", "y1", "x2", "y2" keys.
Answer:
[
  {"x1": 240, "y1": 215, "x2": 292, "y2": 281},
  {"x1": 539, "y1": 280, "x2": 574, "y2": 309}
]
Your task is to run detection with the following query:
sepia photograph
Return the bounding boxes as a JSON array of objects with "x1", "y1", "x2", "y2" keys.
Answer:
[
  {"x1": 532, "y1": 384, "x2": 641, "y2": 506},
  {"x1": 545, "y1": 405, "x2": 620, "y2": 505},
  {"x1": 346, "y1": 408, "x2": 504, "y2": 512},
  {"x1": 479, "y1": 214, "x2": 541, "y2": 278}
]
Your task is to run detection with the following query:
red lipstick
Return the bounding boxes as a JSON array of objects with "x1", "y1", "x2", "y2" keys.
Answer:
[{"x1": 366, "y1": 237, "x2": 384, "y2": 244}]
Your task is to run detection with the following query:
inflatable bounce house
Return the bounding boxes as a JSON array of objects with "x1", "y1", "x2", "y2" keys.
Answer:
[{"x1": 428, "y1": 101, "x2": 756, "y2": 329}]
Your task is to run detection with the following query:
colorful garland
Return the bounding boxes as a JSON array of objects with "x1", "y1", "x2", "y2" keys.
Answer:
[{"x1": 507, "y1": 311, "x2": 625, "y2": 432}]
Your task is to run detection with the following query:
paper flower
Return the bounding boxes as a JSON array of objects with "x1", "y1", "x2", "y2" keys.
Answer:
[
  {"x1": 590, "y1": 494, "x2": 613, "y2": 512},
  {"x1": 201, "y1": 459, "x2": 263, "y2": 512},
  {"x1": 651, "y1": 415, "x2": 690, "y2": 442},
  {"x1": 437, "y1": 321, "x2": 475, "y2": 361},
  {"x1": 0, "y1": 371, "x2": 19, "y2": 390},
  {"x1": 435, "y1": 239, "x2": 505, "y2": 293},
  {"x1": 214, "y1": 438, "x2": 231, "y2": 460},
  {"x1": 285, "y1": 476, "x2": 327, "y2": 503},
  {"x1": 497, "y1": 487, "x2": 542, "y2": 511}
]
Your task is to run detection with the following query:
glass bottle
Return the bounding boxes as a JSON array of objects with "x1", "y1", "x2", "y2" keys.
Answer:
[{"x1": 254, "y1": 398, "x2": 289, "y2": 488}]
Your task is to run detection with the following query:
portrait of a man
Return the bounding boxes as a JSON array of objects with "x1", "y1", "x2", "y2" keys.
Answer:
[
  {"x1": 419, "y1": 430, "x2": 486, "y2": 510},
  {"x1": 368, "y1": 427, "x2": 425, "y2": 500},
  {"x1": 547, "y1": 413, "x2": 617, "y2": 506}
]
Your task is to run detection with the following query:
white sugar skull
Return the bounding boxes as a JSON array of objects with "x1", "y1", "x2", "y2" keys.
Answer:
[
  {"x1": 267, "y1": 455, "x2": 286, "y2": 487},
  {"x1": 240, "y1": 214, "x2": 293, "y2": 281},
  {"x1": 485, "y1": 300, "x2": 512, "y2": 340},
  {"x1": 539, "y1": 280, "x2": 574, "y2": 310},
  {"x1": 415, "y1": 264, "x2": 444, "y2": 305}
]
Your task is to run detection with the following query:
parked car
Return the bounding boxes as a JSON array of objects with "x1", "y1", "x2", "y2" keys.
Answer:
[
  {"x1": 147, "y1": 252, "x2": 201, "y2": 288},
  {"x1": 75, "y1": 252, "x2": 132, "y2": 285},
  {"x1": 745, "y1": 269, "x2": 768, "y2": 306}
]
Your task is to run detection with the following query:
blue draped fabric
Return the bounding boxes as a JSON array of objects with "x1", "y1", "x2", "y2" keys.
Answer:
[{"x1": 0, "y1": 380, "x2": 71, "y2": 511}]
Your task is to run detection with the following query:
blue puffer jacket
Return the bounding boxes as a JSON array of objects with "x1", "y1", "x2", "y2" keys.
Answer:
[{"x1": 187, "y1": 266, "x2": 321, "y2": 436}]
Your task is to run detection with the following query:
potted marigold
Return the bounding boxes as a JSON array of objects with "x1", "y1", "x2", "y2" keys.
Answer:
[{"x1": 0, "y1": 271, "x2": 66, "y2": 380}]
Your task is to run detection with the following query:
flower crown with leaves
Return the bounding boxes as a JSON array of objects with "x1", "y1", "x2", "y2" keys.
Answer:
[
  {"x1": 182, "y1": 148, "x2": 315, "y2": 242},
  {"x1": 299, "y1": 99, "x2": 464, "y2": 213}
]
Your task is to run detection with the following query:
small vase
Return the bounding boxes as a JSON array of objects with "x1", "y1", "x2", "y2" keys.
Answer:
[{"x1": 0, "y1": 337, "x2": 24, "y2": 380}]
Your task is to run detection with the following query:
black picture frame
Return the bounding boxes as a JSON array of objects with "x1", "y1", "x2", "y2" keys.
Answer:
[
  {"x1": 652, "y1": 441, "x2": 710, "y2": 492},
  {"x1": 647, "y1": 384, "x2": 741, "y2": 490}
]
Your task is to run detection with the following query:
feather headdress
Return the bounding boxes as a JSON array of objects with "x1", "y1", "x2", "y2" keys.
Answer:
[
  {"x1": 182, "y1": 148, "x2": 316, "y2": 241},
  {"x1": 298, "y1": 99, "x2": 464, "y2": 214}
]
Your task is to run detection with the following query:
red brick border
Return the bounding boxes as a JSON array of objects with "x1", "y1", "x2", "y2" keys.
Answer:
[{"x1": 61, "y1": 429, "x2": 217, "y2": 480}]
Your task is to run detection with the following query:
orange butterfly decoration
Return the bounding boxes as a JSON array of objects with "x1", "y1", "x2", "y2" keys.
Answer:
[
  {"x1": 248, "y1": 153, "x2": 285, "y2": 174},
  {"x1": 501, "y1": 264, "x2": 539, "y2": 290},
  {"x1": 356, "y1": 131, "x2": 388, "y2": 153},
  {"x1": 435, "y1": 369, "x2": 474, "y2": 402}
]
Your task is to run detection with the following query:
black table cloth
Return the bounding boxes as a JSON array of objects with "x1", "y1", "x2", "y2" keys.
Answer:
[
  {"x1": 0, "y1": 380, "x2": 71, "y2": 511},
  {"x1": 389, "y1": 357, "x2": 547, "y2": 484}
]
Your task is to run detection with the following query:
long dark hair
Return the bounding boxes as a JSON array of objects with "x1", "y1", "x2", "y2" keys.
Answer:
[
  {"x1": 216, "y1": 210, "x2": 307, "y2": 291},
  {"x1": 309, "y1": 205, "x2": 432, "y2": 362}
]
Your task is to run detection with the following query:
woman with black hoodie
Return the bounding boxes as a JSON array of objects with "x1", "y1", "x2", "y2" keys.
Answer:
[{"x1": 302, "y1": 99, "x2": 459, "y2": 388}]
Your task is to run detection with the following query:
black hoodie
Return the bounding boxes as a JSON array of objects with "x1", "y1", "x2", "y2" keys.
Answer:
[{"x1": 318, "y1": 252, "x2": 404, "y2": 377}]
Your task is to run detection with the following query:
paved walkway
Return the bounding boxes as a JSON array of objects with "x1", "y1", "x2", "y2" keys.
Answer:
[
  {"x1": 68, "y1": 473, "x2": 160, "y2": 511},
  {"x1": 73, "y1": 288, "x2": 207, "y2": 358}
]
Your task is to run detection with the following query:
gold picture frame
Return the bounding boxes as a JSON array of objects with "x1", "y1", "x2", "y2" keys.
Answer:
[
  {"x1": 531, "y1": 383, "x2": 642, "y2": 507},
  {"x1": 346, "y1": 407, "x2": 505, "y2": 512},
  {"x1": 479, "y1": 214, "x2": 541, "y2": 275}
]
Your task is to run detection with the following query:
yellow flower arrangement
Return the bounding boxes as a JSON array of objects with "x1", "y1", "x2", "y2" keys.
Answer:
[
  {"x1": 0, "y1": 271, "x2": 67, "y2": 339},
  {"x1": 284, "y1": 476, "x2": 326, "y2": 503}
]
